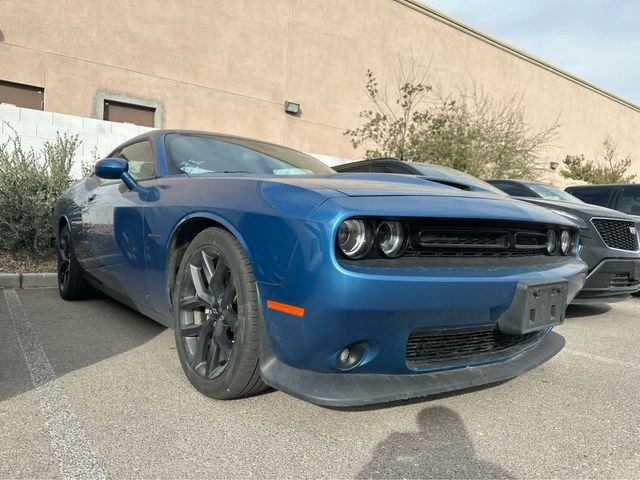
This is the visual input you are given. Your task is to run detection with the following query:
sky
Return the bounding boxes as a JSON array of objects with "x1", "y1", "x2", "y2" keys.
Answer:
[{"x1": 423, "y1": 0, "x2": 640, "y2": 105}]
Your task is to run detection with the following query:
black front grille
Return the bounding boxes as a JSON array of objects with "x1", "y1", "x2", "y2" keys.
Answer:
[
  {"x1": 609, "y1": 273, "x2": 640, "y2": 288},
  {"x1": 406, "y1": 326, "x2": 542, "y2": 369},
  {"x1": 592, "y1": 218, "x2": 639, "y2": 251},
  {"x1": 405, "y1": 221, "x2": 549, "y2": 258}
]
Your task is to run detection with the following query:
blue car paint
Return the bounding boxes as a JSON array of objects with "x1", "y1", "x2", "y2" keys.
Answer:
[{"x1": 55, "y1": 130, "x2": 587, "y2": 396}]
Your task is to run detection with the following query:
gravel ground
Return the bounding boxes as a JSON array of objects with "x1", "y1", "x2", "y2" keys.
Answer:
[
  {"x1": 1, "y1": 288, "x2": 639, "y2": 479},
  {"x1": 0, "y1": 250, "x2": 57, "y2": 274}
]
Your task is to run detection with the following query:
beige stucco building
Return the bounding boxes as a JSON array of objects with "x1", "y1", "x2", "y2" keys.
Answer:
[{"x1": 1, "y1": 0, "x2": 639, "y2": 184}]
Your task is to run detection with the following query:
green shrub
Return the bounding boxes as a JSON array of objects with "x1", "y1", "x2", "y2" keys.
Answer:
[
  {"x1": 0, "y1": 126, "x2": 80, "y2": 255},
  {"x1": 345, "y1": 69, "x2": 559, "y2": 180},
  {"x1": 561, "y1": 138, "x2": 636, "y2": 184}
]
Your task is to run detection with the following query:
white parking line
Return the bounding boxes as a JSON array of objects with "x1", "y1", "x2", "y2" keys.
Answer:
[
  {"x1": 564, "y1": 348, "x2": 640, "y2": 369},
  {"x1": 4, "y1": 289, "x2": 105, "y2": 480}
]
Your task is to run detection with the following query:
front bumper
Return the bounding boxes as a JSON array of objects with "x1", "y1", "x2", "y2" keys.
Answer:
[
  {"x1": 260, "y1": 330, "x2": 564, "y2": 407},
  {"x1": 257, "y1": 252, "x2": 585, "y2": 407},
  {"x1": 574, "y1": 258, "x2": 640, "y2": 303}
]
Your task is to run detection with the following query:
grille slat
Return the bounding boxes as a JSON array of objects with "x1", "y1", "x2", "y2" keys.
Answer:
[
  {"x1": 406, "y1": 222, "x2": 550, "y2": 258},
  {"x1": 609, "y1": 273, "x2": 640, "y2": 288},
  {"x1": 406, "y1": 326, "x2": 542, "y2": 368},
  {"x1": 592, "y1": 218, "x2": 639, "y2": 251}
]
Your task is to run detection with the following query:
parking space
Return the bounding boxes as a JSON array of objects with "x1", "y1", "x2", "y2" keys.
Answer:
[{"x1": 1, "y1": 288, "x2": 639, "y2": 479}]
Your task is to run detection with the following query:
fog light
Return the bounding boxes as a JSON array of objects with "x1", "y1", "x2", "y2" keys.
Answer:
[{"x1": 336, "y1": 343, "x2": 367, "y2": 370}]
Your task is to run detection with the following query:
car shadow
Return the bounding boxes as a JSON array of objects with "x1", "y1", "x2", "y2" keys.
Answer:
[
  {"x1": 1, "y1": 288, "x2": 166, "y2": 403},
  {"x1": 565, "y1": 303, "x2": 612, "y2": 319},
  {"x1": 356, "y1": 406, "x2": 514, "y2": 479}
]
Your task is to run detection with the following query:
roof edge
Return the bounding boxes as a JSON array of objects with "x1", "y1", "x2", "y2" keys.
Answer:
[{"x1": 396, "y1": 0, "x2": 640, "y2": 114}]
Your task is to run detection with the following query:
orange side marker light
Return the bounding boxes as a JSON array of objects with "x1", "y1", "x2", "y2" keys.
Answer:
[{"x1": 267, "y1": 300, "x2": 305, "y2": 317}]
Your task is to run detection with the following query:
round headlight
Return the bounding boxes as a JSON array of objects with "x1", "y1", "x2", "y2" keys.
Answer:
[
  {"x1": 546, "y1": 230, "x2": 557, "y2": 255},
  {"x1": 560, "y1": 230, "x2": 572, "y2": 255},
  {"x1": 337, "y1": 219, "x2": 373, "y2": 259},
  {"x1": 376, "y1": 221, "x2": 406, "y2": 258}
]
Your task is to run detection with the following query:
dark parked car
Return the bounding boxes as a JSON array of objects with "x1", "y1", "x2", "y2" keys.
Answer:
[
  {"x1": 487, "y1": 180, "x2": 640, "y2": 303},
  {"x1": 334, "y1": 158, "x2": 505, "y2": 195},
  {"x1": 565, "y1": 184, "x2": 640, "y2": 219},
  {"x1": 54, "y1": 131, "x2": 586, "y2": 407}
]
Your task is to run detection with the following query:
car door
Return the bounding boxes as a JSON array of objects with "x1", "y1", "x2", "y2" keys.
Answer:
[
  {"x1": 614, "y1": 185, "x2": 640, "y2": 217},
  {"x1": 568, "y1": 186, "x2": 615, "y2": 209},
  {"x1": 82, "y1": 140, "x2": 156, "y2": 305}
]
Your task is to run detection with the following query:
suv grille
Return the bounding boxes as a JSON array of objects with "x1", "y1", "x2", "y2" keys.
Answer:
[
  {"x1": 592, "y1": 218, "x2": 639, "y2": 251},
  {"x1": 609, "y1": 273, "x2": 640, "y2": 289},
  {"x1": 406, "y1": 326, "x2": 543, "y2": 369}
]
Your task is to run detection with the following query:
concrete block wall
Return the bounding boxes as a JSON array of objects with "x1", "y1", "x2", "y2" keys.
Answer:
[
  {"x1": 0, "y1": 104, "x2": 348, "y2": 177},
  {"x1": 0, "y1": 105, "x2": 154, "y2": 178}
]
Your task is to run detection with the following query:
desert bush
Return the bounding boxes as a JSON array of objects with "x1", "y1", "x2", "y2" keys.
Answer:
[
  {"x1": 0, "y1": 126, "x2": 80, "y2": 255},
  {"x1": 346, "y1": 69, "x2": 559, "y2": 180},
  {"x1": 561, "y1": 138, "x2": 636, "y2": 184}
]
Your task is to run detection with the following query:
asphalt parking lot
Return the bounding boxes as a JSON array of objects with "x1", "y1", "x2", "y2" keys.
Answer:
[{"x1": 1, "y1": 288, "x2": 639, "y2": 479}]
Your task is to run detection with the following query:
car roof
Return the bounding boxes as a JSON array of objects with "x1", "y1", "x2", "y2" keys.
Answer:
[
  {"x1": 487, "y1": 179, "x2": 543, "y2": 185},
  {"x1": 119, "y1": 129, "x2": 303, "y2": 152},
  {"x1": 566, "y1": 184, "x2": 633, "y2": 188}
]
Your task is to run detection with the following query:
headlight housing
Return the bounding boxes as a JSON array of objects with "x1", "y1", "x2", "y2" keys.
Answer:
[
  {"x1": 560, "y1": 230, "x2": 572, "y2": 255},
  {"x1": 336, "y1": 218, "x2": 407, "y2": 259},
  {"x1": 337, "y1": 219, "x2": 374, "y2": 259},
  {"x1": 376, "y1": 221, "x2": 406, "y2": 258},
  {"x1": 546, "y1": 230, "x2": 557, "y2": 254},
  {"x1": 546, "y1": 229, "x2": 576, "y2": 256}
]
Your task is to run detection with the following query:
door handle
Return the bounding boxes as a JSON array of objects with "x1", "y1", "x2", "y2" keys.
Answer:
[{"x1": 87, "y1": 193, "x2": 97, "y2": 202}]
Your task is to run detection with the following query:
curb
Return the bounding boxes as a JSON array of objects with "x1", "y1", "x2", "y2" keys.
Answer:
[{"x1": 0, "y1": 273, "x2": 57, "y2": 288}]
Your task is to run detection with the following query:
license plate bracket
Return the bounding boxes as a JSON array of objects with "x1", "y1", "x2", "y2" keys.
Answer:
[{"x1": 498, "y1": 280, "x2": 568, "y2": 335}]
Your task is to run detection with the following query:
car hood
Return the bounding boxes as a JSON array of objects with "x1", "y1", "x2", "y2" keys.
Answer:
[
  {"x1": 266, "y1": 173, "x2": 500, "y2": 198},
  {"x1": 517, "y1": 197, "x2": 636, "y2": 221},
  {"x1": 156, "y1": 173, "x2": 578, "y2": 228}
]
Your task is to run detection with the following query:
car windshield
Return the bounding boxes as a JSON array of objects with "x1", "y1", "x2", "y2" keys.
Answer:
[
  {"x1": 525, "y1": 183, "x2": 584, "y2": 203},
  {"x1": 409, "y1": 163, "x2": 507, "y2": 195},
  {"x1": 165, "y1": 133, "x2": 335, "y2": 175}
]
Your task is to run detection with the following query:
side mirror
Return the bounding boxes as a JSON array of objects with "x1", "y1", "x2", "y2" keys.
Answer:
[{"x1": 95, "y1": 158, "x2": 137, "y2": 189}]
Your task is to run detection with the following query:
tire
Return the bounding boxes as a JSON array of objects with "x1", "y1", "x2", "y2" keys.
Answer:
[
  {"x1": 58, "y1": 224, "x2": 93, "y2": 300},
  {"x1": 173, "y1": 227, "x2": 267, "y2": 399}
]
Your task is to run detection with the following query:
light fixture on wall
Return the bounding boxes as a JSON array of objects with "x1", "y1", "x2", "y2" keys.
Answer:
[
  {"x1": 549, "y1": 161, "x2": 559, "y2": 170},
  {"x1": 284, "y1": 101, "x2": 301, "y2": 115}
]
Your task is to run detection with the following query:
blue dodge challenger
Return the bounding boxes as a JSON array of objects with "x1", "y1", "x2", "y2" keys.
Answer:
[{"x1": 55, "y1": 130, "x2": 587, "y2": 406}]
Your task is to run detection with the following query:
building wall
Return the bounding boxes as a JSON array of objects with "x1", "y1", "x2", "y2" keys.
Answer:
[
  {"x1": 1, "y1": 0, "x2": 639, "y2": 185},
  {"x1": 0, "y1": 105, "x2": 346, "y2": 178},
  {"x1": 0, "y1": 105, "x2": 153, "y2": 177}
]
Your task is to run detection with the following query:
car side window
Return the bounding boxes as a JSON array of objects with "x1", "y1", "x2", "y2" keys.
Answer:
[
  {"x1": 369, "y1": 165, "x2": 393, "y2": 173},
  {"x1": 113, "y1": 140, "x2": 155, "y2": 181},
  {"x1": 492, "y1": 182, "x2": 530, "y2": 197},
  {"x1": 338, "y1": 163, "x2": 366, "y2": 172},
  {"x1": 568, "y1": 187, "x2": 612, "y2": 208},
  {"x1": 616, "y1": 186, "x2": 640, "y2": 215}
]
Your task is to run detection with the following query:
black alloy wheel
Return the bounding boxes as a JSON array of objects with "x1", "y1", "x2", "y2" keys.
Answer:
[
  {"x1": 173, "y1": 227, "x2": 266, "y2": 399},
  {"x1": 57, "y1": 224, "x2": 92, "y2": 300},
  {"x1": 58, "y1": 228, "x2": 72, "y2": 292},
  {"x1": 178, "y1": 249, "x2": 238, "y2": 379}
]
